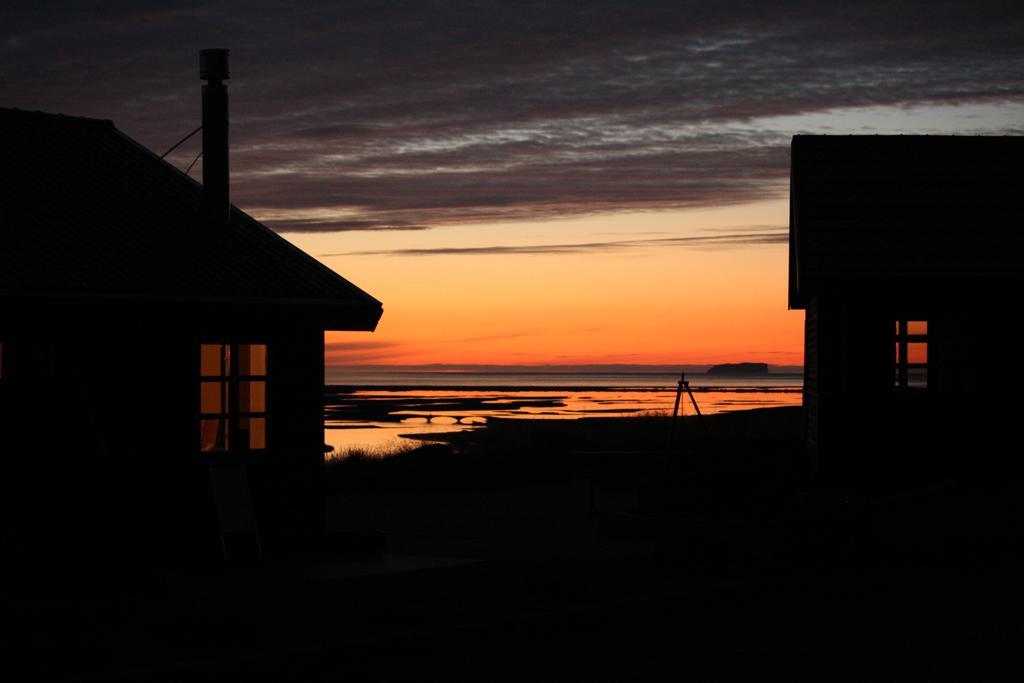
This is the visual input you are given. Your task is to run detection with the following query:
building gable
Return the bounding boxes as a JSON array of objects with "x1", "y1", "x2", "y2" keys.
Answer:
[
  {"x1": 1, "y1": 108, "x2": 382, "y2": 330},
  {"x1": 789, "y1": 135, "x2": 1023, "y2": 309}
]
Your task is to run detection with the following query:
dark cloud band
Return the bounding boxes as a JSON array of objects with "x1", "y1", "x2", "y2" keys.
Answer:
[
  {"x1": 323, "y1": 228, "x2": 788, "y2": 257},
  {"x1": 4, "y1": 1, "x2": 1022, "y2": 232}
]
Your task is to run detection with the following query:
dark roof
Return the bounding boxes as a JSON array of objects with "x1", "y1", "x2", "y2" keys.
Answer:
[
  {"x1": 789, "y1": 135, "x2": 1024, "y2": 309},
  {"x1": 1, "y1": 108, "x2": 381, "y2": 329}
]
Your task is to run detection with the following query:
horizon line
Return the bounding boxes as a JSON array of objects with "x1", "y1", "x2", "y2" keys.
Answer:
[{"x1": 327, "y1": 362, "x2": 805, "y2": 373}]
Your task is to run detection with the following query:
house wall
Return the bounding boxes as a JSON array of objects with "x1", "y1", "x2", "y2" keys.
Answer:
[
  {"x1": 806, "y1": 284, "x2": 1018, "y2": 489},
  {"x1": 1, "y1": 299, "x2": 332, "y2": 568},
  {"x1": 935, "y1": 298, "x2": 1017, "y2": 468},
  {"x1": 249, "y1": 326, "x2": 326, "y2": 547},
  {"x1": 0, "y1": 327, "x2": 201, "y2": 569},
  {"x1": 804, "y1": 295, "x2": 895, "y2": 476},
  {"x1": 810, "y1": 294, "x2": 935, "y2": 486},
  {"x1": 803, "y1": 298, "x2": 819, "y2": 469}
]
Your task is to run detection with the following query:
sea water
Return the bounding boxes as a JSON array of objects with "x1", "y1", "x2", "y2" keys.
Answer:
[{"x1": 323, "y1": 371, "x2": 803, "y2": 455}]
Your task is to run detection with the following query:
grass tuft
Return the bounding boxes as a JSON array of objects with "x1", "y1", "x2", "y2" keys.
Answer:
[{"x1": 326, "y1": 439, "x2": 419, "y2": 462}]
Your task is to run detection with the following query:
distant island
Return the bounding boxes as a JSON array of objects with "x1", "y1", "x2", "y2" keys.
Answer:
[{"x1": 706, "y1": 362, "x2": 770, "y2": 376}]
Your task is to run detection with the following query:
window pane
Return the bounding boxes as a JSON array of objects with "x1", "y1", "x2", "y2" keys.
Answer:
[
  {"x1": 239, "y1": 381, "x2": 266, "y2": 413},
  {"x1": 894, "y1": 343, "x2": 900, "y2": 363},
  {"x1": 908, "y1": 321, "x2": 928, "y2": 335},
  {"x1": 200, "y1": 381, "x2": 228, "y2": 414},
  {"x1": 240, "y1": 417, "x2": 266, "y2": 450},
  {"x1": 894, "y1": 321, "x2": 901, "y2": 336},
  {"x1": 200, "y1": 418, "x2": 228, "y2": 451},
  {"x1": 907, "y1": 343, "x2": 928, "y2": 364},
  {"x1": 239, "y1": 344, "x2": 267, "y2": 376},
  {"x1": 908, "y1": 367, "x2": 928, "y2": 388},
  {"x1": 201, "y1": 344, "x2": 229, "y2": 376}
]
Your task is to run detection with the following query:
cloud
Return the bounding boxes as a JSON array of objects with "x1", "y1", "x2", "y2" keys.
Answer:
[
  {"x1": 3, "y1": 1, "x2": 1023, "y2": 232},
  {"x1": 265, "y1": 217, "x2": 432, "y2": 232},
  {"x1": 324, "y1": 340, "x2": 403, "y2": 352},
  {"x1": 322, "y1": 227, "x2": 787, "y2": 257},
  {"x1": 324, "y1": 340, "x2": 410, "y2": 364},
  {"x1": 450, "y1": 331, "x2": 536, "y2": 343}
]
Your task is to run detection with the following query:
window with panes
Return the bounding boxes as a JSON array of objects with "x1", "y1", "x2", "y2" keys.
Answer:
[
  {"x1": 894, "y1": 320, "x2": 927, "y2": 389},
  {"x1": 200, "y1": 343, "x2": 267, "y2": 451}
]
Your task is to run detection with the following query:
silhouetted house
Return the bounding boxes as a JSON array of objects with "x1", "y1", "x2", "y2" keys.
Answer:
[
  {"x1": 0, "y1": 51, "x2": 382, "y2": 567},
  {"x1": 789, "y1": 135, "x2": 1022, "y2": 484}
]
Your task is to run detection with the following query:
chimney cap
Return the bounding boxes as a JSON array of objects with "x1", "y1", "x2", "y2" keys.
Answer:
[{"x1": 200, "y1": 49, "x2": 230, "y2": 81}]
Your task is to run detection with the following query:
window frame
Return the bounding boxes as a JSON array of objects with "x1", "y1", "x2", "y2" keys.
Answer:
[
  {"x1": 894, "y1": 319, "x2": 928, "y2": 390},
  {"x1": 200, "y1": 342, "x2": 269, "y2": 452}
]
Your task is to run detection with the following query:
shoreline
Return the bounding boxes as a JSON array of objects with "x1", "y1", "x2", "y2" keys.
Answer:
[
  {"x1": 397, "y1": 405, "x2": 806, "y2": 444},
  {"x1": 329, "y1": 406, "x2": 806, "y2": 458},
  {"x1": 323, "y1": 384, "x2": 804, "y2": 453}
]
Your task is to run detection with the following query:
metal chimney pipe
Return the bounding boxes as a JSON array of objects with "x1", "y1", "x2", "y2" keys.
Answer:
[{"x1": 200, "y1": 49, "x2": 230, "y2": 228}]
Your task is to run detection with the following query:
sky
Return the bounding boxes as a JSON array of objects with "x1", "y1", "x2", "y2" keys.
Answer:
[{"x1": 4, "y1": 2, "x2": 1023, "y2": 368}]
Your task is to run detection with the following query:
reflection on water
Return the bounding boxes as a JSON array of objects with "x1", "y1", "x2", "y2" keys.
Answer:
[{"x1": 324, "y1": 386, "x2": 802, "y2": 455}]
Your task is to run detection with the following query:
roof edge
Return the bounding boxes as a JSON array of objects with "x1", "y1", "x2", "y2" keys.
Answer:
[
  {"x1": 1, "y1": 107, "x2": 114, "y2": 127},
  {"x1": 104, "y1": 118, "x2": 383, "y2": 309}
]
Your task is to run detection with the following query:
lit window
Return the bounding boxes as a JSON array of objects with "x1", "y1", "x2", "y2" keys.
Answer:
[
  {"x1": 894, "y1": 320, "x2": 927, "y2": 389},
  {"x1": 200, "y1": 343, "x2": 268, "y2": 451}
]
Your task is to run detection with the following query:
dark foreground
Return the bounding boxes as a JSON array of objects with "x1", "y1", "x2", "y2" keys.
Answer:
[{"x1": 7, "y1": 407, "x2": 1024, "y2": 681}]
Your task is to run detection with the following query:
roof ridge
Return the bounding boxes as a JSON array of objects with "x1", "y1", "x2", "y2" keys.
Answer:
[
  {"x1": 2, "y1": 105, "x2": 382, "y2": 328},
  {"x1": 0, "y1": 107, "x2": 114, "y2": 127}
]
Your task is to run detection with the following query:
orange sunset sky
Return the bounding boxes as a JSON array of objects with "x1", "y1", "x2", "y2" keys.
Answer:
[{"x1": 289, "y1": 199, "x2": 800, "y2": 367}]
